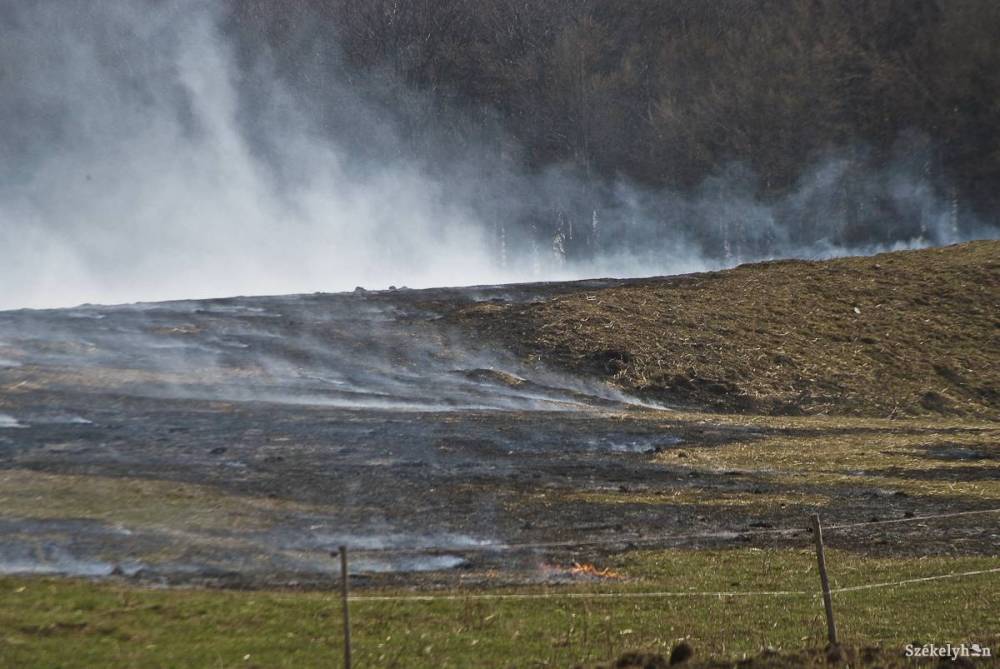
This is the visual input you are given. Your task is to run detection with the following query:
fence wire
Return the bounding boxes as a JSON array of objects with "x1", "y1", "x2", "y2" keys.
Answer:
[
  {"x1": 344, "y1": 508, "x2": 1000, "y2": 603},
  {"x1": 347, "y1": 507, "x2": 1000, "y2": 556},
  {"x1": 348, "y1": 567, "x2": 1000, "y2": 603}
]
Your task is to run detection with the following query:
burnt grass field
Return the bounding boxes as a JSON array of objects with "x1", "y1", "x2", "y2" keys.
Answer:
[{"x1": 0, "y1": 242, "x2": 997, "y2": 667}]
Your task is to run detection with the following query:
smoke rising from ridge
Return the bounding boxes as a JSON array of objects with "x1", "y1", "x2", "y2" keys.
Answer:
[{"x1": 0, "y1": 1, "x2": 995, "y2": 310}]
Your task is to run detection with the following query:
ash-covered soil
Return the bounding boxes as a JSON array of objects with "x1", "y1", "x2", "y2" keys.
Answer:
[{"x1": 0, "y1": 253, "x2": 996, "y2": 588}]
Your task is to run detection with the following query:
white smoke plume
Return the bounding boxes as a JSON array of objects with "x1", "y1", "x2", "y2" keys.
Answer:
[
  {"x1": 0, "y1": 1, "x2": 995, "y2": 310},
  {"x1": 0, "y1": 0, "x2": 514, "y2": 310}
]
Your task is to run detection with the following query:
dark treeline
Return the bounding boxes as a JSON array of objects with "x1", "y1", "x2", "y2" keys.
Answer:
[{"x1": 226, "y1": 0, "x2": 1000, "y2": 262}]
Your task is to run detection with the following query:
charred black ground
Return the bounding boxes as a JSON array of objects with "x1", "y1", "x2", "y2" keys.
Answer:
[{"x1": 0, "y1": 243, "x2": 996, "y2": 590}]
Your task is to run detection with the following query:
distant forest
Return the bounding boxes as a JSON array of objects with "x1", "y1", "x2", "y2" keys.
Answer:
[{"x1": 226, "y1": 0, "x2": 1000, "y2": 259}]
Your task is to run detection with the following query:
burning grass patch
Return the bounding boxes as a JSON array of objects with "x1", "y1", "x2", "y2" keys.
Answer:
[
  {"x1": 1, "y1": 548, "x2": 997, "y2": 668},
  {"x1": 569, "y1": 562, "x2": 622, "y2": 579}
]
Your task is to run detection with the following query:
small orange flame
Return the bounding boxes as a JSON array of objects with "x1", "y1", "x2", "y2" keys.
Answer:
[{"x1": 569, "y1": 562, "x2": 621, "y2": 579}]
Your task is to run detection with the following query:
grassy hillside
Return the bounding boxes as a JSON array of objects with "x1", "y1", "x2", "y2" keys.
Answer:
[{"x1": 454, "y1": 241, "x2": 1000, "y2": 417}]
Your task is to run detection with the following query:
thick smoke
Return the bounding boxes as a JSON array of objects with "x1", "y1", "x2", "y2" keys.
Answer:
[
  {"x1": 0, "y1": 0, "x2": 511, "y2": 310},
  {"x1": 0, "y1": 1, "x2": 995, "y2": 310}
]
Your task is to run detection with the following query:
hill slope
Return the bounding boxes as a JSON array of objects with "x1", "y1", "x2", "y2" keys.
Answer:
[{"x1": 454, "y1": 241, "x2": 1000, "y2": 417}]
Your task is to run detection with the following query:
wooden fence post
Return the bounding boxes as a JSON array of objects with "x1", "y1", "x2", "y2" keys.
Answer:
[
  {"x1": 810, "y1": 514, "x2": 839, "y2": 647},
  {"x1": 340, "y1": 545, "x2": 352, "y2": 669}
]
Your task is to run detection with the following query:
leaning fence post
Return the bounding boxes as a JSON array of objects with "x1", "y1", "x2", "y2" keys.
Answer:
[
  {"x1": 339, "y1": 545, "x2": 352, "y2": 669},
  {"x1": 810, "y1": 514, "x2": 839, "y2": 646}
]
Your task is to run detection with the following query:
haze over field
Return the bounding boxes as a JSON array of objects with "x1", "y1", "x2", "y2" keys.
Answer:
[
  {"x1": 1, "y1": 4, "x2": 999, "y2": 664},
  {"x1": 1, "y1": 0, "x2": 998, "y2": 309}
]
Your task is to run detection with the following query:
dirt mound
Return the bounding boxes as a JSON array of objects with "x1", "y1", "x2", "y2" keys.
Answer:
[{"x1": 453, "y1": 241, "x2": 1000, "y2": 418}]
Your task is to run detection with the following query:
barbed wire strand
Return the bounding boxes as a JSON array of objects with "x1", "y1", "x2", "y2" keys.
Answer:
[
  {"x1": 824, "y1": 508, "x2": 1000, "y2": 531},
  {"x1": 348, "y1": 588, "x2": 810, "y2": 602},
  {"x1": 829, "y1": 567, "x2": 1000, "y2": 594},
  {"x1": 347, "y1": 566, "x2": 1000, "y2": 603},
  {"x1": 347, "y1": 507, "x2": 1000, "y2": 556},
  {"x1": 348, "y1": 526, "x2": 798, "y2": 555}
]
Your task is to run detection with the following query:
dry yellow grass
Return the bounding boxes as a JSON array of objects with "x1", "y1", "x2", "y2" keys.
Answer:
[
  {"x1": 0, "y1": 469, "x2": 317, "y2": 532},
  {"x1": 656, "y1": 417, "x2": 1000, "y2": 500},
  {"x1": 455, "y1": 241, "x2": 1000, "y2": 418}
]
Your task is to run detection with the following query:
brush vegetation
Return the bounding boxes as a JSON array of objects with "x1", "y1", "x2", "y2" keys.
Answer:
[{"x1": 455, "y1": 242, "x2": 1000, "y2": 418}]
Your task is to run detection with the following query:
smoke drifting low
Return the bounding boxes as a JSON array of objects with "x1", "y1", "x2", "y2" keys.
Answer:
[
  {"x1": 0, "y1": 1, "x2": 995, "y2": 310},
  {"x1": 1, "y1": 1, "x2": 516, "y2": 310}
]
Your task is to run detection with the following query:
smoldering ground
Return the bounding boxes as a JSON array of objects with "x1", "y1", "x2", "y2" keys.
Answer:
[
  {"x1": 1, "y1": 280, "x2": 995, "y2": 585},
  {"x1": 0, "y1": 281, "x2": 714, "y2": 583},
  {"x1": 1, "y1": 0, "x2": 997, "y2": 311}
]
